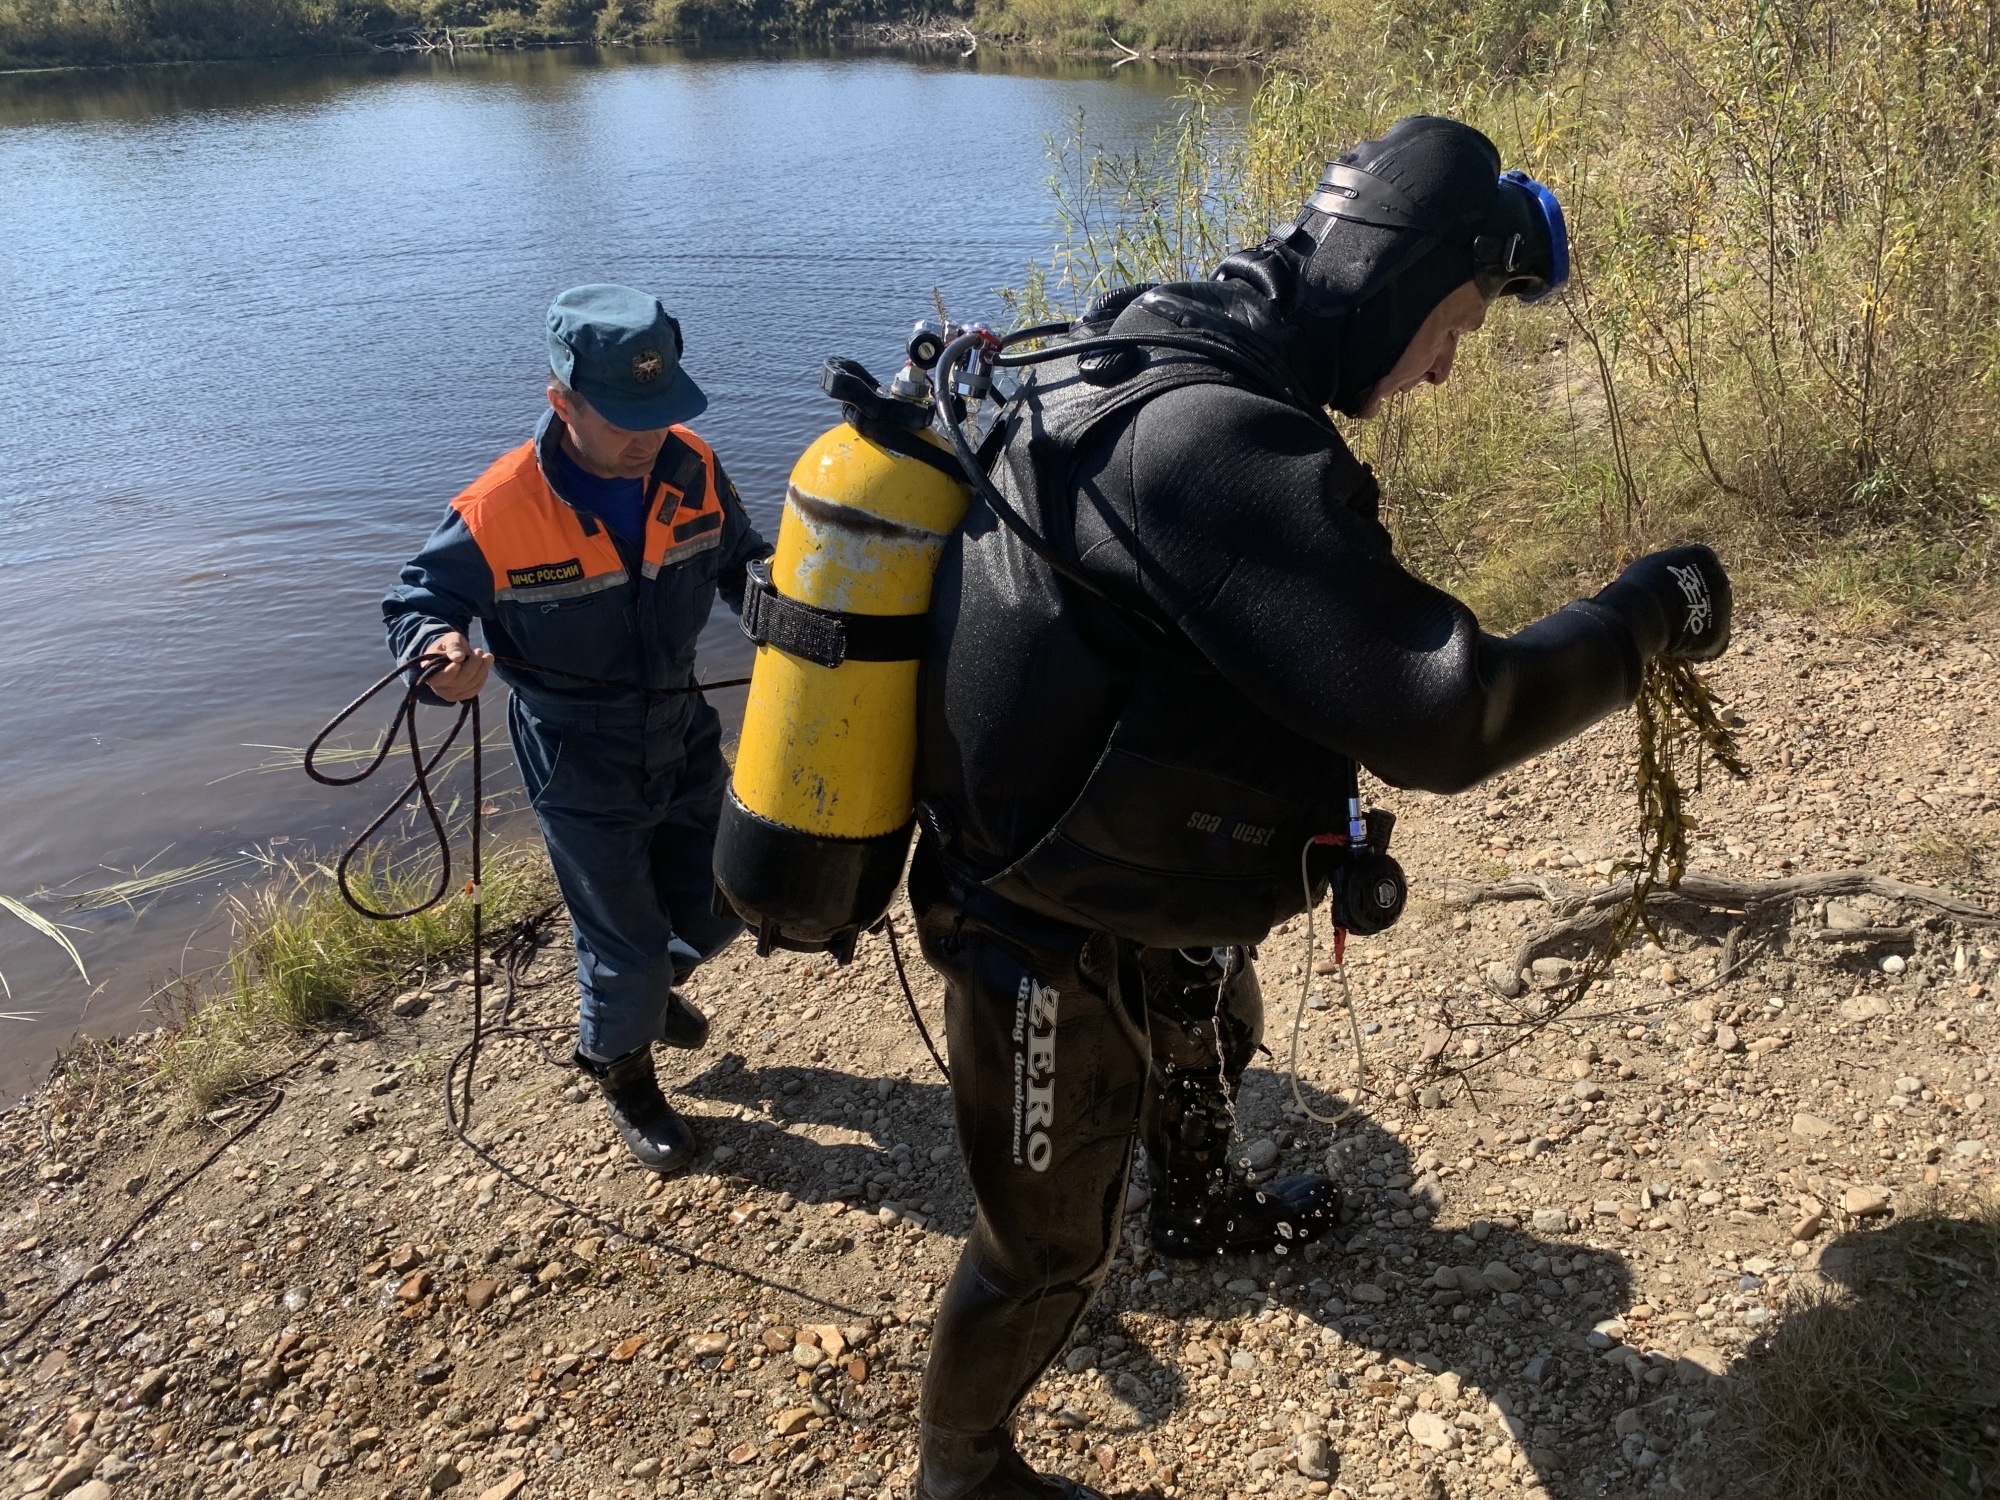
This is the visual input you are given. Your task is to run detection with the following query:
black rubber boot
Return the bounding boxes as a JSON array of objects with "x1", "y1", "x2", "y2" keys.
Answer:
[
  {"x1": 1139, "y1": 946, "x2": 1344, "y2": 1258},
  {"x1": 657, "y1": 990, "x2": 709, "y2": 1050},
  {"x1": 913, "y1": 1434, "x2": 1106, "y2": 1500},
  {"x1": 576, "y1": 1046, "x2": 698, "y2": 1175}
]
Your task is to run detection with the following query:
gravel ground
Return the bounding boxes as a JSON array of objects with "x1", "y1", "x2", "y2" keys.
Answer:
[{"x1": 2, "y1": 607, "x2": 1996, "y2": 1500}]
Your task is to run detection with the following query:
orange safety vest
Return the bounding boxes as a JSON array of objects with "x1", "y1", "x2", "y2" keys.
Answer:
[{"x1": 451, "y1": 426, "x2": 727, "y2": 604}]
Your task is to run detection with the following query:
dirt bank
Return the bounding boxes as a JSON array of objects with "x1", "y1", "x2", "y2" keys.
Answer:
[{"x1": 3, "y1": 608, "x2": 1997, "y2": 1500}]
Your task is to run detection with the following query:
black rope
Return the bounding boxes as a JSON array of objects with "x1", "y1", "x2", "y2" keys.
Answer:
[
  {"x1": 303, "y1": 651, "x2": 750, "y2": 1122},
  {"x1": 302, "y1": 654, "x2": 874, "y2": 1316},
  {"x1": 881, "y1": 915, "x2": 948, "y2": 1083}
]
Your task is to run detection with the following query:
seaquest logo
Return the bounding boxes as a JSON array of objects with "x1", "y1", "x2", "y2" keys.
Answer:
[
  {"x1": 506, "y1": 558, "x2": 586, "y2": 589},
  {"x1": 1010, "y1": 976, "x2": 1059, "y2": 1173},
  {"x1": 1667, "y1": 562, "x2": 1712, "y2": 637}
]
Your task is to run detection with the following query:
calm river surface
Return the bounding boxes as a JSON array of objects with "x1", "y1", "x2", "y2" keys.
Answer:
[{"x1": 0, "y1": 45, "x2": 1234, "y2": 1101}]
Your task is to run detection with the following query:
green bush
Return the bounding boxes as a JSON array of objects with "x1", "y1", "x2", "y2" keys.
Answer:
[{"x1": 1024, "y1": 0, "x2": 2000, "y2": 627}]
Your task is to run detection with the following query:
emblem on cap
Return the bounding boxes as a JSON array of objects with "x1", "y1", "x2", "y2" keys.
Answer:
[{"x1": 632, "y1": 349, "x2": 665, "y2": 383}]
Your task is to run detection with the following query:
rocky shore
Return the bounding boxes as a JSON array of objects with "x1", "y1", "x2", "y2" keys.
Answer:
[{"x1": 3, "y1": 608, "x2": 1997, "y2": 1500}]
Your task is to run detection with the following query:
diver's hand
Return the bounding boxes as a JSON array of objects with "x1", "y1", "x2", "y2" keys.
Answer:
[
  {"x1": 1594, "y1": 545, "x2": 1733, "y2": 663},
  {"x1": 416, "y1": 631, "x2": 492, "y2": 701}
]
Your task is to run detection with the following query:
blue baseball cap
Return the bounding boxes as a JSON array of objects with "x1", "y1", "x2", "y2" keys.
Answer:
[{"x1": 547, "y1": 284, "x2": 708, "y2": 431}]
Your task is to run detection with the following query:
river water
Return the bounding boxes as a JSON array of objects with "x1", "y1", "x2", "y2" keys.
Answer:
[{"x1": 0, "y1": 45, "x2": 1230, "y2": 1102}]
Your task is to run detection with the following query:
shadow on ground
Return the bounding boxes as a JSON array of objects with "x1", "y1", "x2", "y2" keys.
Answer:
[{"x1": 1671, "y1": 1195, "x2": 2000, "y2": 1500}]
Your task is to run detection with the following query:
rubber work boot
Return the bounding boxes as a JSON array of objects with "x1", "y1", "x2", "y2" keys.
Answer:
[
  {"x1": 1138, "y1": 945, "x2": 1343, "y2": 1258},
  {"x1": 576, "y1": 1046, "x2": 698, "y2": 1175},
  {"x1": 914, "y1": 1433, "x2": 1106, "y2": 1500},
  {"x1": 657, "y1": 989, "x2": 710, "y2": 1050}
]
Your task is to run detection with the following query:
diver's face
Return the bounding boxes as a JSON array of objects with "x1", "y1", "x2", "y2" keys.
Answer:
[{"x1": 1354, "y1": 281, "x2": 1489, "y2": 419}]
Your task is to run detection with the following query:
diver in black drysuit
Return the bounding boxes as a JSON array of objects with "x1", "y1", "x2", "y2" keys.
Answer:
[{"x1": 908, "y1": 116, "x2": 1734, "y2": 1500}]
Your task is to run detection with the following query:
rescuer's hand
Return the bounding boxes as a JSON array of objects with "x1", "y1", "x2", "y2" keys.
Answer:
[
  {"x1": 1594, "y1": 544, "x2": 1733, "y2": 663},
  {"x1": 417, "y1": 631, "x2": 493, "y2": 701}
]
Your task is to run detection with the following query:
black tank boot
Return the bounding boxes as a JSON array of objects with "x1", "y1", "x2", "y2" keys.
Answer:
[
  {"x1": 916, "y1": 1247, "x2": 1113, "y2": 1500},
  {"x1": 575, "y1": 1046, "x2": 698, "y2": 1175},
  {"x1": 913, "y1": 1434, "x2": 1106, "y2": 1500},
  {"x1": 1139, "y1": 947, "x2": 1344, "y2": 1258},
  {"x1": 657, "y1": 990, "x2": 709, "y2": 1050}
]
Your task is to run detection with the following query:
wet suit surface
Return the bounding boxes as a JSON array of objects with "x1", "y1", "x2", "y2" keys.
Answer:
[{"x1": 919, "y1": 291, "x2": 1645, "y2": 886}]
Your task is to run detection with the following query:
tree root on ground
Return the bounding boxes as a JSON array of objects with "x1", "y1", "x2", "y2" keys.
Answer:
[{"x1": 1447, "y1": 869, "x2": 2000, "y2": 979}]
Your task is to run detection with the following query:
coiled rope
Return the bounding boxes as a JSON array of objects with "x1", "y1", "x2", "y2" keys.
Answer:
[{"x1": 304, "y1": 650, "x2": 749, "y2": 1123}]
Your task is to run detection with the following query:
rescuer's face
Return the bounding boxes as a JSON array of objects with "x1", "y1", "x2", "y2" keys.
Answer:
[
  {"x1": 548, "y1": 386, "x2": 672, "y2": 479},
  {"x1": 1354, "y1": 280, "x2": 1489, "y2": 419}
]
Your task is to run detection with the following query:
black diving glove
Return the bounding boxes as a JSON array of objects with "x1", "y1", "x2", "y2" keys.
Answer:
[{"x1": 1592, "y1": 544, "x2": 1733, "y2": 663}]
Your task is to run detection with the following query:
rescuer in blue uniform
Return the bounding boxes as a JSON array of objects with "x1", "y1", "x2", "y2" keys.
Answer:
[{"x1": 384, "y1": 285, "x2": 770, "y2": 1174}]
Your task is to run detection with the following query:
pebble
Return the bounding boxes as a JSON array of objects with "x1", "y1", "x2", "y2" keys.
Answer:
[
  {"x1": 1842, "y1": 1185, "x2": 1892, "y2": 1217},
  {"x1": 1063, "y1": 1345, "x2": 1099, "y2": 1372},
  {"x1": 1881, "y1": 954, "x2": 1908, "y2": 975},
  {"x1": 1791, "y1": 1112, "x2": 1835, "y2": 1139},
  {"x1": 1531, "y1": 1208, "x2": 1570, "y2": 1233},
  {"x1": 1295, "y1": 1431, "x2": 1332, "y2": 1478},
  {"x1": 1241, "y1": 1138, "x2": 1280, "y2": 1171},
  {"x1": 1349, "y1": 1283, "x2": 1388, "y2": 1304},
  {"x1": 1407, "y1": 1411, "x2": 1456, "y2": 1449},
  {"x1": 1572, "y1": 1081, "x2": 1604, "y2": 1102},
  {"x1": 391, "y1": 991, "x2": 430, "y2": 1017},
  {"x1": 1485, "y1": 963, "x2": 1524, "y2": 998}
]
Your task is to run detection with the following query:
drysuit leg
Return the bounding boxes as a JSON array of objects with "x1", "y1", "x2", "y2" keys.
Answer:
[{"x1": 911, "y1": 869, "x2": 1147, "y2": 1499}]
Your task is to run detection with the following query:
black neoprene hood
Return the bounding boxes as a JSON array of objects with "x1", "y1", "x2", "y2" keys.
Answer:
[{"x1": 1216, "y1": 115, "x2": 1509, "y2": 415}]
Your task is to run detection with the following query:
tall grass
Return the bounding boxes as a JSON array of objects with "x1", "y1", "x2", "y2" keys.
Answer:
[
  {"x1": 160, "y1": 846, "x2": 549, "y2": 1110},
  {"x1": 1021, "y1": 0, "x2": 2000, "y2": 628}
]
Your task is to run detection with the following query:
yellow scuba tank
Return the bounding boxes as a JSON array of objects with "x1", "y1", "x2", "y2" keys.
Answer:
[{"x1": 713, "y1": 336, "x2": 969, "y2": 961}]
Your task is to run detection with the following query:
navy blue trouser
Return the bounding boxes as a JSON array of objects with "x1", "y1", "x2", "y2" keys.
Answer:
[{"x1": 509, "y1": 690, "x2": 743, "y2": 1062}]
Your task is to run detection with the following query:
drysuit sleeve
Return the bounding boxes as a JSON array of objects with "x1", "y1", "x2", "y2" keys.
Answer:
[
  {"x1": 382, "y1": 506, "x2": 496, "y2": 704},
  {"x1": 711, "y1": 458, "x2": 773, "y2": 616},
  {"x1": 1118, "y1": 384, "x2": 1643, "y2": 795}
]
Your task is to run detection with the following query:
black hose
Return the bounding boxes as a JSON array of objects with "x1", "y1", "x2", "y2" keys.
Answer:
[{"x1": 305, "y1": 652, "x2": 749, "y2": 1122}]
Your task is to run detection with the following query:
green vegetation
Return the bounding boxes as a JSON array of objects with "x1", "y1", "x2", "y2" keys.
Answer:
[
  {"x1": 0, "y1": 0, "x2": 951, "y2": 68},
  {"x1": 160, "y1": 848, "x2": 550, "y2": 1111},
  {"x1": 1719, "y1": 1190, "x2": 2000, "y2": 1500},
  {"x1": 0, "y1": 891, "x2": 87, "y2": 1012},
  {"x1": 1018, "y1": 0, "x2": 2000, "y2": 629},
  {"x1": 975, "y1": 0, "x2": 1308, "y2": 53}
]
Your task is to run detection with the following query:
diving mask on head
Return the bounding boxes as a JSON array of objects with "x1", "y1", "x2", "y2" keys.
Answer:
[
  {"x1": 1297, "y1": 156, "x2": 1570, "y2": 305},
  {"x1": 1475, "y1": 170, "x2": 1569, "y2": 303}
]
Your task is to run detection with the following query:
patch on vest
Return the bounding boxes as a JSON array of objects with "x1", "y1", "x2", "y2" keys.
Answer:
[{"x1": 505, "y1": 558, "x2": 586, "y2": 590}]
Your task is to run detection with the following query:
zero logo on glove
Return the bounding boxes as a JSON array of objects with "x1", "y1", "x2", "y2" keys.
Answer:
[
  {"x1": 1667, "y1": 562, "x2": 1712, "y2": 637},
  {"x1": 1011, "y1": 977, "x2": 1060, "y2": 1173}
]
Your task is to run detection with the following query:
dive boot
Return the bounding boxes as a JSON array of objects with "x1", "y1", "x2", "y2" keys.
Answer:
[
  {"x1": 915, "y1": 1435, "x2": 1106, "y2": 1500},
  {"x1": 1137, "y1": 944, "x2": 1345, "y2": 1257},
  {"x1": 577, "y1": 1046, "x2": 698, "y2": 1175},
  {"x1": 657, "y1": 989, "x2": 710, "y2": 1050},
  {"x1": 1150, "y1": 1171, "x2": 1344, "y2": 1258}
]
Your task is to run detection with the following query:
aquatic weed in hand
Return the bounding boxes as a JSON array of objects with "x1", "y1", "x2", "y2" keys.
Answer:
[{"x1": 1563, "y1": 656, "x2": 1750, "y2": 1005}]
